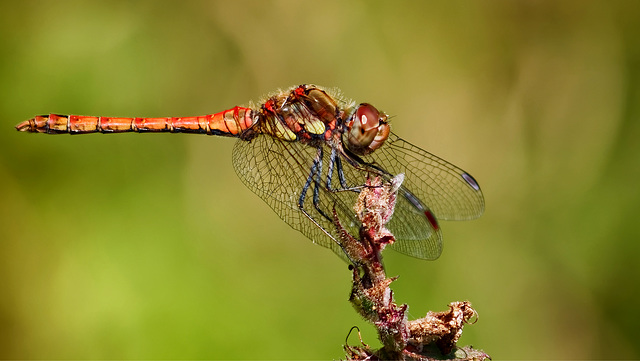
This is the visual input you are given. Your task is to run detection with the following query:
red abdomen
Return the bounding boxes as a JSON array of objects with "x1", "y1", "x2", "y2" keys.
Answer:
[{"x1": 16, "y1": 106, "x2": 255, "y2": 137}]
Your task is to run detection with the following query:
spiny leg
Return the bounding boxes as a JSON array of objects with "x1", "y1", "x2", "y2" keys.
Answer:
[
  {"x1": 297, "y1": 150, "x2": 319, "y2": 210},
  {"x1": 310, "y1": 147, "x2": 332, "y2": 221},
  {"x1": 327, "y1": 147, "x2": 351, "y2": 190},
  {"x1": 297, "y1": 147, "x2": 346, "y2": 252},
  {"x1": 326, "y1": 147, "x2": 374, "y2": 194},
  {"x1": 297, "y1": 147, "x2": 332, "y2": 221}
]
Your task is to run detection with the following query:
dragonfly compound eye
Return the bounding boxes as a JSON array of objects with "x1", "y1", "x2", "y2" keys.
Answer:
[{"x1": 344, "y1": 103, "x2": 390, "y2": 155}]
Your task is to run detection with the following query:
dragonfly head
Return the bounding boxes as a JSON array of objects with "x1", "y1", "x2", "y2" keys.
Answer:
[{"x1": 343, "y1": 103, "x2": 390, "y2": 155}]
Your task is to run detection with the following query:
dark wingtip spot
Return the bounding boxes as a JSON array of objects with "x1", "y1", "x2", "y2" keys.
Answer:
[
  {"x1": 462, "y1": 172, "x2": 481, "y2": 191},
  {"x1": 425, "y1": 210, "x2": 440, "y2": 231}
]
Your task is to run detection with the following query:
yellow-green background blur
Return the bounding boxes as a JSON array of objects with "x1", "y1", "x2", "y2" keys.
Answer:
[{"x1": 2, "y1": 1, "x2": 638, "y2": 359}]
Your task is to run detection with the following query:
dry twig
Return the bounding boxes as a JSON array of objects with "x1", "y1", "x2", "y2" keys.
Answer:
[{"x1": 336, "y1": 175, "x2": 489, "y2": 361}]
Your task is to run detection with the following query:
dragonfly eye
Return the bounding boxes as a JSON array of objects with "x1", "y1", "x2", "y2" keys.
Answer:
[{"x1": 344, "y1": 103, "x2": 390, "y2": 155}]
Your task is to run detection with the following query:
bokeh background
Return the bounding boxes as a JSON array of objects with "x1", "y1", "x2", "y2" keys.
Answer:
[{"x1": 1, "y1": 0, "x2": 639, "y2": 359}]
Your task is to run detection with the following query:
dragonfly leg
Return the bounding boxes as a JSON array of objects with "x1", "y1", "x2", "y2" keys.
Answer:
[
  {"x1": 298, "y1": 152, "x2": 319, "y2": 210},
  {"x1": 326, "y1": 148, "x2": 373, "y2": 194},
  {"x1": 297, "y1": 147, "x2": 349, "y2": 255},
  {"x1": 298, "y1": 147, "x2": 331, "y2": 220},
  {"x1": 311, "y1": 148, "x2": 333, "y2": 221},
  {"x1": 334, "y1": 155, "x2": 351, "y2": 189},
  {"x1": 326, "y1": 148, "x2": 351, "y2": 190}
]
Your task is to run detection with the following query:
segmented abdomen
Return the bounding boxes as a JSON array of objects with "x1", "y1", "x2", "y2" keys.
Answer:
[{"x1": 15, "y1": 106, "x2": 255, "y2": 136}]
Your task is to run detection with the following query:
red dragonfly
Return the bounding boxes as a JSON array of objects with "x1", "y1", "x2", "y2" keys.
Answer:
[{"x1": 16, "y1": 84, "x2": 484, "y2": 262}]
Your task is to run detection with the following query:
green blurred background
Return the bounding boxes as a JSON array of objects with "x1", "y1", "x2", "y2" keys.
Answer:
[{"x1": 1, "y1": 0, "x2": 639, "y2": 359}]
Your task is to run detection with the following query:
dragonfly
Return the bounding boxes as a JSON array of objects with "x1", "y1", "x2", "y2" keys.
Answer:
[{"x1": 16, "y1": 84, "x2": 484, "y2": 262}]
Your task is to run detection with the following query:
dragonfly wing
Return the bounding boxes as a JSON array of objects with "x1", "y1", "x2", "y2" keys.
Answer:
[
  {"x1": 353, "y1": 133, "x2": 484, "y2": 260},
  {"x1": 232, "y1": 132, "x2": 482, "y2": 262},
  {"x1": 232, "y1": 135, "x2": 362, "y2": 262},
  {"x1": 366, "y1": 132, "x2": 485, "y2": 221},
  {"x1": 384, "y1": 187, "x2": 443, "y2": 260}
]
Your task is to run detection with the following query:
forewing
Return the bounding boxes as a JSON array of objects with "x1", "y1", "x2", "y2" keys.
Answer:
[
  {"x1": 364, "y1": 133, "x2": 485, "y2": 221},
  {"x1": 348, "y1": 133, "x2": 484, "y2": 260}
]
